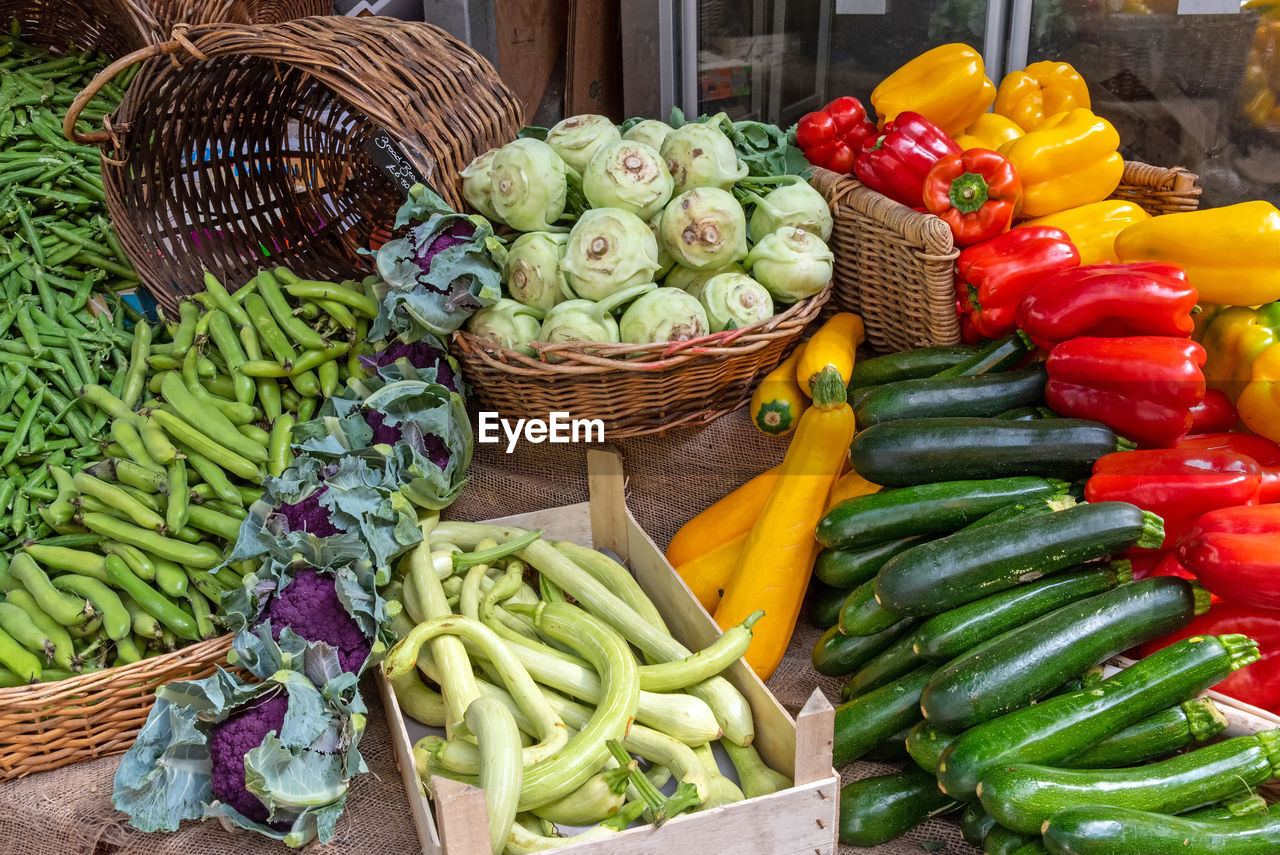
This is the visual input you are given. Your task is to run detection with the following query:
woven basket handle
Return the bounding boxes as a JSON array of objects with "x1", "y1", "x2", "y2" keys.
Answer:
[{"x1": 63, "y1": 39, "x2": 190, "y2": 147}]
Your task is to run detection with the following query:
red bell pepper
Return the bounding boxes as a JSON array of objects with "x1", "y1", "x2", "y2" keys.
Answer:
[
  {"x1": 1085, "y1": 449, "x2": 1261, "y2": 548},
  {"x1": 1017, "y1": 262, "x2": 1197, "y2": 350},
  {"x1": 853, "y1": 111, "x2": 961, "y2": 208},
  {"x1": 1176, "y1": 432, "x2": 1280, "y2": 503},
  {"x1": 795, "y1": 97, "x2": 878, "y2": 174},
  {"x1": 1140, "y1": 603, "x2": 1280, "y2": 712},
  {"x1": 1189, "y1": 389, "x2": 1239, "y2": 435},
  {"x1": 954, "y1": 226, "x2": 1080, "y2": 341},
  {"x1": 1045, "y1": 336, "x2": 1207, "y2": 448},
  {"x1": 1130, "y1": 549, "x2": 1200, "y2": 584},
  {"x1": 922, "y1": 148, "x2": 1022, "y2": 246},
  {"x1": 1177, "y1": 504, "x2": 1280, "y2": 609}
]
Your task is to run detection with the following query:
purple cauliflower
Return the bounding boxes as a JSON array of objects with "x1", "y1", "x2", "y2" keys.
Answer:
[
  {"x1": 259, "y1": 569, "x2": 372, "y2": 674},
  {"x1": 273, "y1": 489, "x2": 341, "y2": 538},
  {"x1": 208, "y1": 694, "x2": 289, "y2": 825},
  {"x1": 411, "y1": 221, "x2": 476, "y2": 285},
  {"x1": 362, "y1": 409, "x2": 450, "y2": 470},
  {"x1": 361, "y1": 340, "x2": 459, "y2": 393}
]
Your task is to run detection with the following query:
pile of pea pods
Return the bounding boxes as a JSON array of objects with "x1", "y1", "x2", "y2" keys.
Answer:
[{"x1": 0, "y1": 268, "x2": 378, "y2": 683}]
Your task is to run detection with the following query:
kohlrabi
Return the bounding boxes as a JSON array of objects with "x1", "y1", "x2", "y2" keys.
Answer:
[
  {"x1": 659, "y1": 187, "x2": 749, "y2": 270},
  {"x1": 747, "y1": 177, "x2": 834, "y2": 242},
  {"x1": 622, "y1": 119, "x2": 674, "y2": 152},
  {"x1": 560, "y1": 208, "x2": 661, "y2": 301},
  {"x1": 466, "y1": 299, "x2": 544, "y2": 355},
  {"x1": 660, "y1": 116, "x2": 748, "y2": 194},
  {"x1": 545, "y1": 114, "x2": 621, "y2": 175},
  {"x1": 649, "y1": 214, "x2": 677, "y2": 279},
  {"x1": 488, "y1": 138, "x2": 568, "y2": 232},
  {"x1": 537, "y1": 283, "x2": 656, "y2": 352},
  {"x1": 459, "y1": 148, "x2": 500, "y2": 220},
  {"x1": 664, "y1": 262, "x2": 746, "y2": 292},
  {"x1": 618, "y1": 287, "x2": 710, "y2": 344},
  {"x1": 745, "y1": 226, "x2": 834, "y2": 302},
  {"x1": 504, "y1": 232, "x2": 569, "y2": 312},
  {"x1": 583, "y1": 141, "x2": 674, "y2": 221},
  {"x1": 688, "y1": 272, "x2": 774, "y2": 332}
]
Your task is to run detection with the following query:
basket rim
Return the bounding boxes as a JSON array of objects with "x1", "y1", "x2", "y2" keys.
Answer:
[
  {"x1": 0, "y1": 633, "x2": 232, "y2": 703},
  {"x1": 452, "y1": 283, "x2": 830, "y2": 376}
]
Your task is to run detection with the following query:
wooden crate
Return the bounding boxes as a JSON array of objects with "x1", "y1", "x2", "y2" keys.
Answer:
[{"x1": 377, "y1": 448, "x2": 840, "y2": 855}]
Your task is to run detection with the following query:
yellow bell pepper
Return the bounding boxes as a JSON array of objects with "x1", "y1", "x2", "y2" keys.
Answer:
[
  {"x1": 1201, "y1": 303, "x2": 1280, "y2": 403},
  {"x1": 954, "y1": 113, "x2": 1024, "y2": 151},
  {"x1": 1016, "y1": 200, "x2": 1149, "y2": 266},
  {"x1": 1239, "y1": 340, "x2": 1280, "y2": 443},
  {"x1": 997, "y1": 108, "x2": 1123, "y2": 218},
  {"x1": 1114, "y1": 201, "x2": 1280, "y2": 306},
  {"x1": 871, "y1": 43, "x2": 996, "y2": 137},
  {"x1": 994, "y1": 61, "x2": 1091, "y2": 131}
]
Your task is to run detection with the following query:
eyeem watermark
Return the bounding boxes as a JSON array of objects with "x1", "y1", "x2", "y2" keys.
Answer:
[{"x1": 477, "y1": 412, "x2": 605, "y2": 453}]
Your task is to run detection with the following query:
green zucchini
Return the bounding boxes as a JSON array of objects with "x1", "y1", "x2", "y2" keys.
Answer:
[
  {"x1": 859, "y1": 723, "x2": 915, "y2": 762},
  {"x1": 816, "y1": 476, "x2": 1069, "y2": 551},
  {"x1": 805, "y1": 579, "x2": 846, "y2": 630},
  {"x1": 961, "y1": 495, "x2": 1073, "y2": 531},
  {"x1": 1068, "y1": 697, "x2": 1228, "y2": 768},
  {"x1": 935, "y1": 633, "x2": 1260, "y2": 801},
  {"x1": 845, "y1": 629, "x2": 924, "y2": 698},
  {"x1": 838, "y1": 769, "x2": 958, "y2": 848},
  {"x1": 979, "y1": 730, "x2": 1280, "y2": 834},
  {"x1": 875, "y1": 501, "x2": 1165, "y2": 617},
  {"x1": 913, "y1": 562, "x2": 1132, "y2": 663},
  {"x1": 847, "y1": 345, "x2": 979, "y2": 390},
  {"x1": 995, "y1": 406, "x2": 1057, "y2": 420},
  {"x1": 934, "y1": 333, "x2": 1030, "y2": 378},
  {"x1": 962, "y1": 803, "x2": 998, "y2": 847},
  {"x1": 811, "y1": 619, "x2": 916, "y2": 677},
  {"x1": 847, "y1": 417, "x2": 1132, "y2": 487},
  {"x1": 905, "y1": 720, "x2": 955, "y2": 776},
  {"x1": 984, "y1": 825, "x2": 1039, "y2": 855},
  {"x1": 813, "y1": 538, "x2": 920, "y2": 589},
  {"x1": 838, "y1": 578, "x2": 902, "y2": 636},
  {"x1": 833, "y1": 665, "x2": 937, "y2": 767},
  {"x1": 920, "y1": 577, "x2": 1208, "y2": 731},
  {"x1": 1043, "y1": 804, "x2": 1280, "y2": 855},
  {"x1": 853, "y1": 364, "x2": 1047, "y2": 427},
  {"x1": 1009, "y1": 844, "x2": 1048, "y2": 855}
]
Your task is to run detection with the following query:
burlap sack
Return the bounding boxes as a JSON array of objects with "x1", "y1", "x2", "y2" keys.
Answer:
[{"x1": 0, "y1": 408, "x2": 978, "y2": 855}]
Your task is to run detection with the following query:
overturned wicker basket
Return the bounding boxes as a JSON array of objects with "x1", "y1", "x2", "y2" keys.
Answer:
[
  {"x1": 0, "y1": 634, "x2": 233, "y2": 780},
  {"x1": 149, "y1": 0, "x2": 332, "y2": 33},
  {"x1": 452, "y1": 286, "x2": 830, "y2": 439},
  {"x1": 65, "y1": 16, "x2": 523, "y2": 314},
  {"x1": 0, "y1": 0, "x2": 161, "y2": 57},
  {"x1": 810, "y1": 160, "x2": 1202, "y2": 353}
]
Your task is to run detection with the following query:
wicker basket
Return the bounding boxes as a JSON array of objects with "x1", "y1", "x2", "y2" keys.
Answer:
[
  {"x1": 0, "y1": 0, "x2": 162, "y2": 57},
  {"x1": 810, "y1": 160, "x2": 1202, "y2": 352},
  {"x1": 0, "y1": 633, "x2": 233, "y2": 780},
  {"x1": 149, "y1": 0, "x2": 332, "y2": 34},
  {"x1": 1098, "y1": 11, "x2": 1259, "y2": 100},
  {"x1": 64, "y1": 16, "x2": 524, "y2": 315},
  {"x1": 452, "y1": 287, "x2": 830, "y2": 439}
]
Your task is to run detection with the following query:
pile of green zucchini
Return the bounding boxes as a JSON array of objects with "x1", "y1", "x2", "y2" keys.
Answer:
[
  {"x1": 0, "y1": 269, "x2": 376, "y2": 682},
  {"x1": 807, "y1": 340, "x2": 1278, "y2": 854},
  {"x1": 383, "y1": 520, "x2": 791, "y2": 854}
]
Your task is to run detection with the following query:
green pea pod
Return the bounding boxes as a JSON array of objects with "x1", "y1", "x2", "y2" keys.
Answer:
[
  {"x1": 236, "y1": 359, "x2": 291, "y2": 378},
  {"x1": 268, "y1": 414, "x2": 295, "y2": 478},
  {"x1": 257, "y1": 378, "x2": 282, "y2": 422},
  {"x1": 0, "y1": 601, "x2": 56, "y2": 660},
  {"x1": 159, "y1": 372, "x2": 267, "y2": 463},
  {"x1": 244, "y1": 293, "x2": 297, "y2": 364},
  {"x1": 136, "y1": 412, "x2": 178, "y2": 465},
  {"x1": 51, "y1": 574, "x2": 131, "y2": 640},
  {"x1": 288, "y1": 369, "x2": 321, "y2": 399},
  {"x1": 152, "y1": 556, "x2": 189, "y2": 599},
  {"x1": 184, "y1": 566, "x2": 226, "y2": 604},
  {"x1": 103, "y1": 555, "x2": 200, "y2": 641},
  {"x1": 184, "y1": 503, "x2": 241, "y2": 541},
  {"x1": 165, "y1": 457, "x2": 189, "y2": 534},
  {"x1": 21, "y1": 543, "x2": 109, "y2": 582},
  {"x1": 185, "y1": 587, "x2": 218, "y2": 640},
  {"x1": 178, "y1": 444, "x2": 242, "y2": 507},
  {"x1": 169, "y1": 301, "x2": 199, "y2": 357},
  {"x1": 120, "y1": 320, "x2": 151, "y2": 409},
  {"x1": 259, "y1": 268, "x2": 328, "y2": 349},
  {"x1": 237, "y1": 423, "x2": 271, "y2": 447},
  {"x1": 3, "y1": 589, "x2": 74, "y2": 669},
  {"x1": 78, "y1": 512, "x2": 222, "y2": 569},
  {"x1": 113, "y1": 634, "x2": 143, "y2": 665},
  {"x1": 206, "y1": 308, "x2": 255, "y2": 405},
  {"x1": 0, "y1": 386, "x2": 43, "y2": 467},
  {"x1": 280, "y1": 386, "x2": 302, "y2": 413},
  {"x1": 148, "y1": 409, "x2": 262, "y2": 483},
  {"x1": 202, "y1": 271, "x2": 253, "y2": 328},
  {"x1": 280, "y1": 279, "x2": 378, "y2": 317},
  {"x1": 100, "y1": 540, "x2": 155, "y2": 582},
  {"x1": 0, "y1": 626, "x2": 41, "y2": 682},
  {"x1": 118, "y1": 592, "x2": 163, "y2": 640},
  {"x1": 73, "y1": 471, "x2": 166, "y2": 532},
  {"x1": 290, "y1": 341, "x2": 349, "y2": 376},
  {"x1": 112, "y1": 458, "x2": 168, "y2": 492},
  {"x1": 317, "y1": 358, "x2": 339, "y2": 398},
  {"x1": 8, "y1": 552, "x2": 92, "y2": 626}
]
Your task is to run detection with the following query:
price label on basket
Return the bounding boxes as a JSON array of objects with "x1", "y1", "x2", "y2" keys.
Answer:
[{"x1": 364, "y1": 129, "x2": 432, "y2": 196}]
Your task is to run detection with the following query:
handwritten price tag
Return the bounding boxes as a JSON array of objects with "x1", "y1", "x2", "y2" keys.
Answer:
[{"x1": 364, "y1": 129, "x2": 431, "y2": 195}]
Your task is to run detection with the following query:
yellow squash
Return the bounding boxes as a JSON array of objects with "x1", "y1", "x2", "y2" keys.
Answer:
[
  {"x1": 871, "y1": 43, "x2": 996, "y2": 136},
  {"x1": 1114, "y1": 201, "x2": 1280, "y2": 306},
  {"x1": 750, "y1": 345, "x2": 808, "y2": 435},
  {"x1": 826, "y1": 469, "x2": 880, "y2": 510},
  {"x1": 998, "y1": 108, "x2": 1123, "y2": 218},
  {"x1": 1017, "y1": 200, "x2": 1149, "y2": 266},
  {"x1": 665, "y1": 466, "x2": 780, "y2": 568},
  {"x1": 795, "y1": 312, "x2": 865, "y2": 395},
  {"x1": 714, "y1": 367, "x2": 856, "y2": 680},
  {"x1": 675, "y1": 532, "x2": 747, "y2": 614}
]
